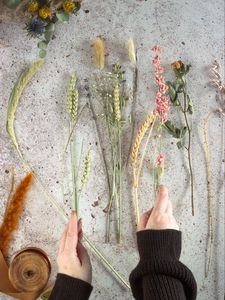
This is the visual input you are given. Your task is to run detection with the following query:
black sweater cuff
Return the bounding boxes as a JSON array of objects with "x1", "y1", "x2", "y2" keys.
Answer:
[
  {"x1": 129, "y1": 230, "x2": 197, "y2": 300},
  {"x1": 49, "y1": 273, "x2": 93, "y2": 300},
  {"x1": 137, "y1": 229, "x2": 182, "y2": 260}
]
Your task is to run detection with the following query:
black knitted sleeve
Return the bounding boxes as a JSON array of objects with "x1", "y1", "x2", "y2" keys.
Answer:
[
  {"x1": 49, "y1": 273, "x2": 93, "y2": 300},
  {"x1": 129, "y1": 229, "x2": 197, "y2": 300}
]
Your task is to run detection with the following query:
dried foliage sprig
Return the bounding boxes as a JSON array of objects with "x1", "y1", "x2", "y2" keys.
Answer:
[
  {"x1": 91, "y1": 64, "x2": 127, "y2": 243},
  {"x1": 0, "y1": 172, "x2": 33, "y2": 257},
  {"x1": 127, "y1": 38, "x2": 137, "y2": 66},
  {"x1": 164, "y1": 61, "x2": 194, "y2": 216},
  {"x1": 93, "y1": 37, "x2": 106, "y2": 69},
  {"x1": 203, "y1": 61, "x2": 225, "y2": 277},
  {"x1": 209, "y1": 61, "x2": 225, "y2": 115},
  {"x1": 4, "y1": 0, "x2": 82, "y2": 58},
  {"x1": 6, "y1": 60, "x2": 44, "y2": 159}
]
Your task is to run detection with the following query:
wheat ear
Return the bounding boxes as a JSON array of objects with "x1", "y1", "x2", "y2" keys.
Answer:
[
  {"x1": 114, "y1": 82, "x2": 121, "y2": 122},
  {"x1": 131, "y1": 113, "x2": 154, "y2": 168}
]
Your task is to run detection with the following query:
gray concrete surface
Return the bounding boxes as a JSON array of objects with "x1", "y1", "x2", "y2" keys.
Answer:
[{"x1": 0, "y1": 0, "x2": 224, "y2": 299}]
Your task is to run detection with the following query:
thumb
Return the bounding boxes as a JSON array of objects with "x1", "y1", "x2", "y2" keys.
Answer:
[{"x1": 77, "y1": 242, "x2": 91, "y2": 267}]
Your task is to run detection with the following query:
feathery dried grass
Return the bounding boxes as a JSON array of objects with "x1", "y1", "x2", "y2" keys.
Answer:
[
  {"x1": 127, "y1": 38, "x2": 136, "y2": 65},
  {"x1": 93, "y1": 37, "x2": 105, "y2": 69},
  {"x1": 0, "y1": 172, "x2": 33, "y2": 257},
  {"x1": 6, "y1": 60, "x2": 44, "y2": 159}
]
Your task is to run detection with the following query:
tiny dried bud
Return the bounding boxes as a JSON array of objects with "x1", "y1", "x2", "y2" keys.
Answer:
[{"x1": 171, "y1": 60, "x2": 184, "y2": 70}]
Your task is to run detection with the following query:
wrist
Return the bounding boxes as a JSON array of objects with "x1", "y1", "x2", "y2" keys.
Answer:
[{"x1": 137, "y1": 229, "x2": 181, "y2": 261}]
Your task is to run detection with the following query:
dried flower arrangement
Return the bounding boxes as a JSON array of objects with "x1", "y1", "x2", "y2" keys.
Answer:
[
  {"x1": 164, "y1": 60, "x2": 194, "y2": 215},
  {"x1": 0, "y1": 172, "x2": 33, "y2": 257},
  {"x1": 6, "y1": 63, "x2": 130, "y2": 290},
  {"x1": 3, "y1": 0, "x2": 82, "y2": 58},
  {"x1": 91, "y1": 63, "x2": 128, "y2": 244}
]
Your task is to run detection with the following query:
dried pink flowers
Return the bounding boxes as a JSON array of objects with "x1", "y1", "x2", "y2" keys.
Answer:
[{"x1": 152, "y1": 46, "x2": 170, "y2": 123}]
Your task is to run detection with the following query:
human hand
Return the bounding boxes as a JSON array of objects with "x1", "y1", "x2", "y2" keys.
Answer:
[
  {"x1": 57, "y1": 213, "x2": 92, "y2": 284},
  {"x1": 138, "y1": 185, "x2": 179, "y2": 231}
]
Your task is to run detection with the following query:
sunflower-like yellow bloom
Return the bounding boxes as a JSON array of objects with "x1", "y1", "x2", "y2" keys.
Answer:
[
  {"x1": 28, "y1": 1, "x2": 39, "y2": 13},
  {"x1": 62, "y1": 1, "x2": 76, "y2": 13},
  {"x1": 39, "y1": 6, "x2": 51, "y2": 19}
]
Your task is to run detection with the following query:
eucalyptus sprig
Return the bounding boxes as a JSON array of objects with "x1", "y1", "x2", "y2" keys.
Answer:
[{"x1": 164, "y1": 61, "x2": 194, "y2": 215}]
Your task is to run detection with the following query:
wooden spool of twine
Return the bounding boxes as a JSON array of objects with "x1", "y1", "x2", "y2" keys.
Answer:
[{"x1": 8, "y1": 247, "x2": 51, "y2": 293}]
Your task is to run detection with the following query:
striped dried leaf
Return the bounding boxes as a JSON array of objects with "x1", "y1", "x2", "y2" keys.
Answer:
[
  {"x1": 6, "y1": 60, "x2": 44, "y2": 159},
  {"x1": 93, "y1": 37, "x2": 105, "y2": 69},
  {"x1": 131, "y1": 113, "x2": 154, "y2": 167},
  {"x1": 0, "y1": 172, "x2": 33, "y2": 256}
]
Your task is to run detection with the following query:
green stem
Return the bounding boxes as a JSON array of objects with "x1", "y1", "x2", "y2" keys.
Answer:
[
  {"x1": 183, "y1": 90, "x2": 194, "y2": 216},
  {"x1": 118, "y1": 125, "x2": 122, "y2": 243}
]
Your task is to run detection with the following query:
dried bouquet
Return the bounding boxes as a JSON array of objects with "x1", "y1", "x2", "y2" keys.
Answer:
[{"x1": 3, "y1": 0, "x2": 82, "y2": 58}]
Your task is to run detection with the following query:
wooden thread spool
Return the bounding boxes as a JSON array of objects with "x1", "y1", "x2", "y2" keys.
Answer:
[{"x1": 8, "y1": 247, "x2": 51, "y2": 293}]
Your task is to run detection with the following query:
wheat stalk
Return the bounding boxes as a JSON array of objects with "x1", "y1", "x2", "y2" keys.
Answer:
[
  {"x1": 131, "y1": 113, "x2": 155, "y2": 224},
  {"x1": 131, "y1": 113, "x2": 154, "y2": 169}
]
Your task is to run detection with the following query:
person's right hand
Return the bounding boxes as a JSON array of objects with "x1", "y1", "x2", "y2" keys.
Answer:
[
  {"x1": 138, "y1": 185, "x2": 179, "y2": 231},
  {"x1": 57, "y1": 213, "x2": 92, "y2": 284}
]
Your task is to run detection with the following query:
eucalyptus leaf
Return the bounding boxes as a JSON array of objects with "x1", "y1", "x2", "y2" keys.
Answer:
[
  {"x1": 181, "y1": 126, "x2": 188, "y2": 137},
  {"x1": 177, "y1": 140, "x2": 184, "y2": 149},
  {"x1": 44, "y1": 30, "x2": 53, "y2": 42},
  {"x1": 56, "y1": 12, "x2": 69, "y2": 22},
  {"x1": 39, "y1": 49, "x2": 47, "y2": 58},
  {"x1": 166, "y1": 81, "x2": 177, "y2": 102},
  {"x1": 187, "y1": 94, "x2": 193, "y2": 114},
  {"x1": 38, "y1": 41, "x2": 48, "y2": 50},
  {"x1": 45, "y1": 22, "x2": 55, "y2": 32},
  {"x1": 4, "y1": 0, "x2": 20, "y2": 9}
]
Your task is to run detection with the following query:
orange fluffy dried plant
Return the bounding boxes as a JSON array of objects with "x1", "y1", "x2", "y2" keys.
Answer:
[{"x1": 0, "y1": 172, "x2": 33, "y2": 257}]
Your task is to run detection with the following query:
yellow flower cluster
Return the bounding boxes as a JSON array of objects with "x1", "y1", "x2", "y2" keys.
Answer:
[
  {"x1": 28, "y1": 1, "x2": 39, "y2": 13},
  {"x1": 39, "y1": 6, "x2": 51, "y2": 19},
  {"x1": 62, "y1": 1, "x2": 76, "y2": 13}
]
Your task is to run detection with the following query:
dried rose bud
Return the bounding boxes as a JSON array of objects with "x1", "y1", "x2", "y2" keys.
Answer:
[{"x1": 171, "y1": 60, "x2": 184, "y2": 70}]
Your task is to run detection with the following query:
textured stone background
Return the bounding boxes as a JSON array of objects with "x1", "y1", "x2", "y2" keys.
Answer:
[{"x1": 0, "y1": 0, "x2": 224, "y2": 299}]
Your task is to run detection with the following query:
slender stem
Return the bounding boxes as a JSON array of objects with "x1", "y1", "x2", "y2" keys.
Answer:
[
  {"x1": 203, "y1": 112, "x2": 213, "y2": 277},
  {"x1": 126, "y1": 66, "x2": 138, "y2": 166},
  {"x1": 183, "y1": 90, "x2": 194, "y2": 216},
  {"x1": 118, "y1": 125, "x2": 122, "y2": 243}
]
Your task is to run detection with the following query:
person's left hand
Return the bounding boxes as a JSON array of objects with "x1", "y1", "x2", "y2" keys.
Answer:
[{"x1": 57, "y1": 212, "x2": 92, "y2": 284}]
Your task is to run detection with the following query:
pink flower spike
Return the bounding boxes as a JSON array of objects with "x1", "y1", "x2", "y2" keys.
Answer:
[
  {"x1": 152, "y1": 55, "x2": 161, "y2": 66},
  {"x1": 156, "y1": 153, "x2": 165, "y2": 167},
  {"x1": 152, "y1": 45, "x2": 161, "y2": 53},
  {"x1": 156, "y1": 66, "x2": 164, "y2": 73}
]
